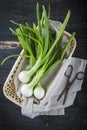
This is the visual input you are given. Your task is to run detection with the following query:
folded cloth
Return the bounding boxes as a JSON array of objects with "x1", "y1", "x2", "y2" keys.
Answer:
[
  {"x1": 13, "y1": 20, "x2": 87, "y2": 118},
  {"x1": 17, "y1": 57, "x2": 86, "y2": 118}
]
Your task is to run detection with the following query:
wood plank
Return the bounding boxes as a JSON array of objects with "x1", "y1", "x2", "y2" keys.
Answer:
[{"x1": 0, "y1": 0, "x2": 87, "y2": 129}]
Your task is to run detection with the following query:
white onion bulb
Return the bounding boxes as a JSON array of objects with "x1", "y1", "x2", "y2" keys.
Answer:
[
  {"x1": 18, "y1": 71, "x2": 29, "y2": 83},
  {"x1": 21, "y1": 84, "x2": 33, "y2": 97},
  {"x1": 34, "y1": 84, "x2": 45, "y2": 100}
]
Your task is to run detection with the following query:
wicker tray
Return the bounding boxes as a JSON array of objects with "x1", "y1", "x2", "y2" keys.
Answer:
[{"x1": 3, "y1": 31, "x2": 76, "y2": 107}]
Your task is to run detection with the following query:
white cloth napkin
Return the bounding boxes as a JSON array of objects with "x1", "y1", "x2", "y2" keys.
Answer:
[
  {"x1": 14, "y1": 57, "x2": 87, "y2": 118},
  {"x1": 13, "y1": 20, "x2": 87, "y2": 118}
]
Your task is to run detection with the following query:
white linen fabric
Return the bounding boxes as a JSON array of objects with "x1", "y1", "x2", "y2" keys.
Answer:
[
  {"x1": 13, "y1": 20, "x2": 87, "y2": 118},
  {"x1": 14, "y1": 57, "x2": 87, "y2": 118}
]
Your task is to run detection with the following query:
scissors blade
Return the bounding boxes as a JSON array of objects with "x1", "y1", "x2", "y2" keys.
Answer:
[
  {"x1": 57, "y1": 86, "x2": 67, "y2": 101},
  {"x1": 63, "y1": 87, "x2": 69, "y2": 105}
]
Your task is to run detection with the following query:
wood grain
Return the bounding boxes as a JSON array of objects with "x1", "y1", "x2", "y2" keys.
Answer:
[{"x1": 0, "y1": 0, "x2": 87, "y2": 130}]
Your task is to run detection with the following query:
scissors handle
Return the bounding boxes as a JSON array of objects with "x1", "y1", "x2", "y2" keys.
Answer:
[
  {"x1": 75, "y1": 71, "x2": 85, "y2": 80},
  {"x1": 65, "y1": 65, "x2": 73, "y2": 78},
  {"x1": 70, "y1": 71, "x2": 85, "y2": 86}
]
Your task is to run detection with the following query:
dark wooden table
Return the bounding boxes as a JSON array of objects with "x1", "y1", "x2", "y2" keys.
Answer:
[{"x1": 0, "y1": 0, "x2": 87, "y2": 130}]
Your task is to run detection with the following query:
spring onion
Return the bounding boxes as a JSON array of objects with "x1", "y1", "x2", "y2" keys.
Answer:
[{"x1": 1, "y1": 3, "x2": 76, "y2": 99}]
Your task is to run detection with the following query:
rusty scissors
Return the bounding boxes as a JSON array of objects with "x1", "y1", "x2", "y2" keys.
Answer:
[{"x1": 57, "y1": 65, "x2": 85, "y2": 105}]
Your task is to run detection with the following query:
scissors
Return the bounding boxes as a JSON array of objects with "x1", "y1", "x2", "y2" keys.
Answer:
[{"x1": 57, "y1": 65, "x2": 85, "y2": 105}]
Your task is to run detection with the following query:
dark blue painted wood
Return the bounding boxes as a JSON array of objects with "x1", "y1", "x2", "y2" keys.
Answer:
[{"x1": 0, "y1": 0, "x2": 87, "y2": 130}]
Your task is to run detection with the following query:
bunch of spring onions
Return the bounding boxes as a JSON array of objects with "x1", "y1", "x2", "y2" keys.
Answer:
[{"x1": 1, "y1": 3, "x2": 75, "y2": 99}]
